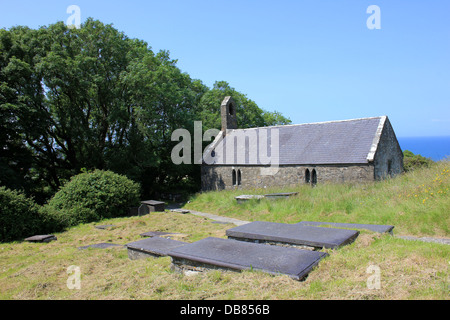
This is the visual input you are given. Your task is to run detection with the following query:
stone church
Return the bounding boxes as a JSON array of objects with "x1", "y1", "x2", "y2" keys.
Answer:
[{"x1": 201, "y1": 97, "x2": 404, "y2": 191}]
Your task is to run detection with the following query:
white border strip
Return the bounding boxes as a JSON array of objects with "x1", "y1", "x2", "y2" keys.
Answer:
[{"x1": 367, "y1": 116, "x2": 387, "y2": 162}]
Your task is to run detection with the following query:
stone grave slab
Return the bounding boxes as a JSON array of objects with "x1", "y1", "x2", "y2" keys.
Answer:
[
  {"x1": 141, "y1": 200, "x2": 165, "y2": 212},
  {"x1": 24, "y1": 235, "x2": 57, "y2": 243},
  {"x1": 168, "y1": 237, "x2": 328, "y2": 281},
  {"x1": 235, "y1": 195, "x2": 264, "y2": 204},
  {"x1": 226, "y1": 221, "x2": 359, "y2": 249},
  {"x1": 94, "y1": 224, "x2": 116, "y2": 230},
  {"x1": 170, "y1": 208, "x2": 190, "y2": 214},
  {"x1": 297, "y1": 221, "x2": 395, "y2": 234},
  {"x1": 140, "y1": 231, "x2": 178, "y2": 238},
  {"x1": 126, "y1": 236, "x2": 186, "y2": 260},
  {"x1": 78, "y1": 243, "x2": 123, "y2": 250},
  {"x1": 264, "y1": 192, "x2": 298, "y2": 200}
]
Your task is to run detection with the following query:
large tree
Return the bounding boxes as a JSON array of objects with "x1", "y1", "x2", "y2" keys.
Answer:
[{"x1": 0, "y1": 19, "x2": 291, "y2": 201}]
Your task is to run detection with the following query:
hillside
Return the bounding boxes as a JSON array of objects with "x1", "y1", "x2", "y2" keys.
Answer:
[
  {"x1": 186, "y1": 161, "x2": 450, "y2": 237},
  {"x1": 0, "y1": 161, "x2": 448, "y2": 300}
]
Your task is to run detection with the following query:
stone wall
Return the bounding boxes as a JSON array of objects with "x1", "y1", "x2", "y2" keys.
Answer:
[
  {"x1": 201, "y1": 164, "x2": 375, "y2": 191},
  {"x1": 373, "y1": 118, "x2": 404, "y2": 180}
]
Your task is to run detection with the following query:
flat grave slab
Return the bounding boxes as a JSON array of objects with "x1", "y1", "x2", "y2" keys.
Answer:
[
  {"x1": 24, "y1": 235, "x2": 57, "y2": 243},
  {"x1": 168, "y1": 237, "x2": 328, "y2": 281},
  {"x1": 264, "y1": 192, "x2": 298, "y2": 200},
  {"x1": 94, "y1": 224, "x2": 116, "y2": 230},
  {"x1": 140, "y1": 231, "x2": 178, "y2": 237},
  {"x1": 126, "y1": 236, "x2": 186, "y2": 260},
  {"x1": 297, "y1": 221, "x2": 394, "y2": 234},
  {"x1": 226, "y1": 221, "x2": 359, "y2": 249},
  {"x1": 170, "y1": 208, "x2": 190, "y2": 214},
  {"x1": 235, "y1": 195, "x2": 264, "y2": 204},
  {"x1": 78, "y1": 243, "x2": 123, "y2": 250}
]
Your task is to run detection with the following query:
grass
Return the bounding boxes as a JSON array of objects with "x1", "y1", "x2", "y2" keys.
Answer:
[
  {"x1": 185, "y1": 161, "x2": 450, "y2": 237},
  {"x1": 0, "y1": 161, "x2": 449, "y2": 300}
]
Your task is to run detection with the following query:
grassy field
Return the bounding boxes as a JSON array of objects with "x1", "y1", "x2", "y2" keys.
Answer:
[
  {"x1": 0, "y1": 162, "x2": 449, "y2": 300},
  {"x1": 185, "y1": 161, "x2": 450, "y2": 237}
]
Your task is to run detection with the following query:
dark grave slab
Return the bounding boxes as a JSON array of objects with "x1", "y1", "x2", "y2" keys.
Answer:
[
  {"x1": 264, "y1": 192, "x2": 298, "y2": 200},
  {"x1": 141, "y1": 200, "x2": 165, "y2": 212},
  {"x1": 140, "y1": 231, "x2": 178, "y2": 238},
  {"x1": 226, "y1": 221, "x2": 359, "y2": 249},
  {"x1": 24, "y1": 235, "x2": 57, "y2": 243},
  {"x1": 126, "y1": 236, "x2": 186, "y2": 260},
  {"x1": 297, "y1": 221, "x2": 395, "y2": 234},
  {"x1": 168, "y1": 237, "x2": 328, "y2": 281},
  {"x1": 94, "y1": 224, "x2": 116, "y2": 230},
  {"x1": 78, "y1": 243, "x2": 123, "y2": 250}
]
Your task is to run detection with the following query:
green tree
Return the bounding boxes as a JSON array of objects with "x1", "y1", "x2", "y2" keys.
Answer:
[{"x1": 0, "y1": 19, "x2": 292, "y2": 201}]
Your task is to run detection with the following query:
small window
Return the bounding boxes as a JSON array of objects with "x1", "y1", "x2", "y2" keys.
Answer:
[
  {"x1": 237, "y1": 170, "x2": 242, "y2": 186},
  {"x1": 232, "y1": 169, "x2": 237, "y2": 186},
  {"x1": 228, "y1": 105, "x2": 234, "y2": 116},
  {"x1": 305, "y1": 169, "x2": 310, "y2": 184},
  {"x1": 387, "y1": 159, "x2": 393, "y2": 177},
  {"x1": 311, "y1": 169, "x2": 317, "y2": 186}
]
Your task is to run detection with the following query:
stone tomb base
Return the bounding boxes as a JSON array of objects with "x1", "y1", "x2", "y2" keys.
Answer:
[
  {"x1": 226, "y1": 221, "x2": 359, "y2": 249},
  {"x1": 140, "y1": 200, "x2": 165, "y2": 213},
  {"x1": 24, "y1": 235, "x2": 57, "y2": 243},
  {"x1": 126, "y1": 236, "x2": 186, "y2": 260},
  {"x1": 297, "y1": 221, "x2": 395, "y2": 234},
  {"x1": 168, "y1": 237, "x2": 328, "y2": 281}
]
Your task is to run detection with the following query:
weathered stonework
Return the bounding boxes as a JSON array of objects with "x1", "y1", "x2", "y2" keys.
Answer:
[
  {"x1": 373, "y1": 117, "x2": 404, "y2": 180},
  {"x1": 201, "y1": 164, "x2": 375, "y2": 191}
]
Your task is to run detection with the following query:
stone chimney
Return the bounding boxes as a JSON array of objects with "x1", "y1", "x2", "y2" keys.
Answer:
[{"x1": 221, "y1": 96, "x2": 237, "y2": 134}]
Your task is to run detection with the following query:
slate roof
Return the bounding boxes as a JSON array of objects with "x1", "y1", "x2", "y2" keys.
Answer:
[{"x1": 205, "y1": 116, "x2": 386, "y2": 165}]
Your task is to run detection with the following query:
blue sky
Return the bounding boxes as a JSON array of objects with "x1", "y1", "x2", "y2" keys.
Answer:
[{"x1": 1, "y1": 0, "x2": 449, "y2": 137}]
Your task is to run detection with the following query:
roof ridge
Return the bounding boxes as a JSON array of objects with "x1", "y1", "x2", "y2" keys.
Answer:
[{"x1": 227, "y1": 116, "x2": 385, "y2": 132}]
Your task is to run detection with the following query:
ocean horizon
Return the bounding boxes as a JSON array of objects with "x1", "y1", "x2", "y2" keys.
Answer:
[{"x1": 397, "y1": 136, "x2": 450, "y2": 161}]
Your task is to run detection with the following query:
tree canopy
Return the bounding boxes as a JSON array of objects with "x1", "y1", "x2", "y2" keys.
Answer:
[{"x1": 0, "y1": 19, "x2": 291, "y2": 202}]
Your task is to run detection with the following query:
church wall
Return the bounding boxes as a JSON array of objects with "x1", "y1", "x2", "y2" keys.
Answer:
[
  {"x1": 373, "y1": 118, "x2": 404, "y2": 180},
  {"x1": 201, "y1": 164, "x2": 375, "y2": 191}
]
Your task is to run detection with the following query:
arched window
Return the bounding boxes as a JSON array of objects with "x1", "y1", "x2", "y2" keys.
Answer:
[
  {"x1": 237, "y1": 170, "x2": 242, "y2": 186},
  {"x1": 311, "y1": 169, "x2": 317, "y2": 186},
  {"x1": 305, "y1": 169, "x2": 310, "y2": 184},
  {"x1": 232, "y1": 169, "x2": 237, "y2": 186}
]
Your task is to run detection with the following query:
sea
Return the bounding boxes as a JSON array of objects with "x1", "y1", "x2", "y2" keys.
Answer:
[{"x1": 397, "y1": 136, "x2": 450, "y2": 161}]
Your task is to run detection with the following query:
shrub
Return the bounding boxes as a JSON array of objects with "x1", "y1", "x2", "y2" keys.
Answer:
[
  {"x1": 0, "y1": 187, "x2": 43, "y2": 242},
  {"x1": 403, "y1": 150, "x2": 434, "y2": 172},
  {"x1": 46, "y1": 170, "x2": 141, "y2": 227}
]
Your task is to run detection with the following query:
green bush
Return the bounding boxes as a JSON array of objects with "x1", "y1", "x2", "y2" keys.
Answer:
[
  {"x1": 403, "y1": 150, "x2": 434, "y2": 172},
  {"x1": 0, "y1": 187, "x2": 43, "y2": 242},
  {"x1": 46, "y1": 170, "x2": 141, "y2": 227}
]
